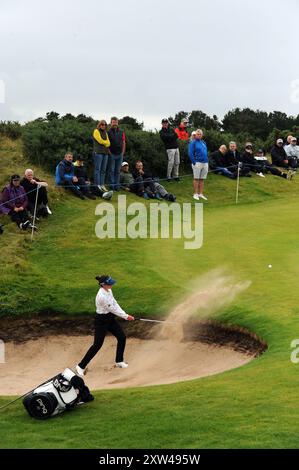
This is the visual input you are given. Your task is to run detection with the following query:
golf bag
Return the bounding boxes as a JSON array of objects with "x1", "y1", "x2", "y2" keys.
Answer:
[{"x1": 23, "y1": 368, "x2": 94, "y2": 420}]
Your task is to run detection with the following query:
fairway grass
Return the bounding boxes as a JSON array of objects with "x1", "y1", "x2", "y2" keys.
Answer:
[{"x1": 0, "y1": 137, "x2": 299, "y2": 448}]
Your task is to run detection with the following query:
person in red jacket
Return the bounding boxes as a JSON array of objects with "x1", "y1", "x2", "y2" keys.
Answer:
[{"x1": 175, "y1": 119, "x2": 189, "y2": 141}]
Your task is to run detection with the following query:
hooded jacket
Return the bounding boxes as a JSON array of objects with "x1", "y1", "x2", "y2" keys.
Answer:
[{"x1": 1, "y1": 184, "x2": 28, "y2": 214}]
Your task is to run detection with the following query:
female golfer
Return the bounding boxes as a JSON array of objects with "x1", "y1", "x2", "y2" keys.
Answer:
[{"x1": 76, "y1": 275, "x2": 134, "y2": 376}]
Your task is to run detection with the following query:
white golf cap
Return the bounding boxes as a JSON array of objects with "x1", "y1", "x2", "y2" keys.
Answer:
[
  {"x1": 121, "y1": 161, "x2": 129, "y2": 167},
  {"x1": 276, "y1": 138, "x2": 283, "y2": 143}
]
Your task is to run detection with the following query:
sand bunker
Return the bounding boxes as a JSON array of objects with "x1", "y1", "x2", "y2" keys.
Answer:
[
  {"x1": 0, "y1": 335, "x2": 254, "y2": 395},
  {"x1": 0, "y1": 271, "x2": 263, "y2": 395}
]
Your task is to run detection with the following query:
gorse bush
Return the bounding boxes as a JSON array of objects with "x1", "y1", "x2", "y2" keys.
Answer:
[
  {"x1": 14, "y1": 109, "x2": 299, "y2": 178},
  {"x1": 0, "y1": 121, "x2": 22, "y2": 140}
]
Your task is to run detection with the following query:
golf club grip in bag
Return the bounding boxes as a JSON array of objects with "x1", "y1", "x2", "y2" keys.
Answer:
[{"x1": 23, "y1": 368, "x2": 94, "y2": 420}]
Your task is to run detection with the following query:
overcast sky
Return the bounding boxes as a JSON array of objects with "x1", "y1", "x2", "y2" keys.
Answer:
[{"x1": 1, "y1": 0, "x2": 299, "y2": 129}]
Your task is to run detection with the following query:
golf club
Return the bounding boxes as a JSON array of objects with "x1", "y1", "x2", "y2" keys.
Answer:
[
  {"x1": 137, "y1": 318, "x2": 178, "y2": 325},
  {"x1": 0, "y1": 372, "x2": 61, "y2": 412}
]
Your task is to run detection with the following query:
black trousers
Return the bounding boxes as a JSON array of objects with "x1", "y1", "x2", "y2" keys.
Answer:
[
  {"x1": 78, "y1": 313, "x2": 126, "y2": 369},
  {"x1": 28, "y1": 186, "x2": 49, "y2": 213},
  {"x1": 10, "y1": 209, "x2": 30, "y2": 227}
]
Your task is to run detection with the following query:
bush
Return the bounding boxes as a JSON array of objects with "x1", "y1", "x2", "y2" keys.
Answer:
[{"x1": 0, "y1": 121, "x2": 22, "y2": 140}]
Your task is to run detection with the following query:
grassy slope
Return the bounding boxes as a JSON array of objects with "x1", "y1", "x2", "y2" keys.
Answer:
[{"x1": 1, "y1": 137, "x2": 299, "y2": 448}]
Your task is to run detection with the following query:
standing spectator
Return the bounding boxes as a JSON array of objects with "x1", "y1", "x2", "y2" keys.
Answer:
[
  {"x1": 175, "y1": 118, "x2": 189, "y2": 141},
  {"x1": 74, "y1": 156, "x2": 96, "y2": 199},
  {"x1": 188, "y1": 129, "x2": 208, "y2": 201},
  {"x1": 1, "y1": 174, "x2": 35, "y2": 230},
  {"x1": 159, "y1": 118, "x2": 180, "y2": 182},
  {"x1": 270, "y1": 139, "x2": 289, "y2": 168},
  {"x1": 20, "y1": 169, "x2": 52, "y2": 217},
  {"x1": 209, "y1": 145, "x2": 237, "y2": 179},
  {"x1": 107, "y1": 117, "x2": 126, "y2": 191},
  {"x1": 284, "y1": 137, "x2": 299, "y2": 168},
  {"x1": 92, "y1": 120, "x2": 110, "y2": 192},
  {"x1": 55, "y1": 152, "x2": 86, "y2": 199}
]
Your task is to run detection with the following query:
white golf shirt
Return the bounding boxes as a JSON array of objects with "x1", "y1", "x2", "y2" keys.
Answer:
[{"x1": 95, "y1": 288, "x2": 128, "y2": 320}]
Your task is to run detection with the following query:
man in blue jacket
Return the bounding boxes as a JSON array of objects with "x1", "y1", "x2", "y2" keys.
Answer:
[
  {"x1": 55, "y1": 152, "x2": 86, "y2": 199},
  {"x1": 188, "y1": 129, "x2": 208, "y2": 201}
]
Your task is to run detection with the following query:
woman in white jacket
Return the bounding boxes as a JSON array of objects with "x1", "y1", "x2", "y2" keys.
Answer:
[{"x1": 76, "y1": 275, "x2": 134, "y2": 376}]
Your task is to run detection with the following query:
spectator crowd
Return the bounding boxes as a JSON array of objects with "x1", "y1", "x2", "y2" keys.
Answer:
[{"x1": 0, "y1": 116, "x2": 297, "y2": 233}]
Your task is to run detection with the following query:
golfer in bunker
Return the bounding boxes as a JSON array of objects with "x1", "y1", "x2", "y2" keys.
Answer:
[{"x1": 76, "y1": 275, "x2": 135, "y2": 377}]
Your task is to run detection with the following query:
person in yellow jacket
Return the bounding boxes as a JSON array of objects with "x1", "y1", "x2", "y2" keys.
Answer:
[{"x1": 92, "y1": 120, "x2": 111, "y2": 191}]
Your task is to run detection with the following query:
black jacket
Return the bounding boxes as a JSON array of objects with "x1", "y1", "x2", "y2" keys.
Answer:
[
  {"x1": 209, "y1": 150, "x2": 227, "y2": 169},
  {"x1": 241, "y1": 151, "x2": 255, "y2": 166},
  {"x1": 108, "y1": 127, "x2": 125, "y2": 155},
  {"x1": 74, "y1": 164, "x2": 88, "y2": 181},
  {"x1": 159, "y1": 127, "x2": 179, "y2": 150},
  {"x1": 132, "y1": 167, "x2": 152, "y2": 181},
  {"x1": 20, "y1": 177, "x2": 44, "y2": 203},
  {"x1": 226, "y1": 150, "x2": 241, "y2": 166},
  {"x1": 271, "y1": 145, "x2": 288, "y2": 166}
]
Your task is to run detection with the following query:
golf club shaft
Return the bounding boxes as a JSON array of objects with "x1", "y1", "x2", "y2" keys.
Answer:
[
  {"x1": 138, "y1": 318, "x2": 177, "y2": 324},
  {"x1": 0, "y1": 373, "x2": 59, "y2": 411}
]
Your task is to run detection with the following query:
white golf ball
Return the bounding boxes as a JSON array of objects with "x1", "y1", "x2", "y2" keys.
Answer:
[{"x1": 268, "y1": 264, "x2": 272, "y2": 268}]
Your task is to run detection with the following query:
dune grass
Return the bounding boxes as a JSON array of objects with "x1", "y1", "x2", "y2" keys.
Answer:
[{"x1": 1, "y1": 137, "x2": 299, "y2": 448}]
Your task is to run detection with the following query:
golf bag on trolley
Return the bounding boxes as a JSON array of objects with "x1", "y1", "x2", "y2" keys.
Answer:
[{"x1": 23, "y1": 368, "x2": 94, "y2": 420}]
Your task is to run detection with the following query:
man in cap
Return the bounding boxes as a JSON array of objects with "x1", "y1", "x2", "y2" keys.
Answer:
[
  {"x1": 76, "y1": 275, "x2": 135, "y2": 376},
  {"x1": 159, "y1": 118, "x2": 180, "y2": 182},
  {"x1": 175, "y1": 118, "x2": 189, "y2": 141}
]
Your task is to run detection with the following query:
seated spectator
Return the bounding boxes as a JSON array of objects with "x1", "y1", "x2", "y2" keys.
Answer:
[
  {"x1": 175, "y1": 119, "x2": 189, "y2": 141},
  {"x1": 226, "y1": 141, "x2": 251, "y2": 177},
  {"x1": 0, "y1": 174, "x2": 36, "y2": 231},
  {"x1": 284, "y1": 137, "x2": 299, "y2": 168},
  {"x1": 271, "y1": 138, "x2": 290, "y2": 168},
  {"x1": 241, "y1": 143, "x2": 265, "y2": 177},
  {"x1": 284, "y1": 135, "x2": 293, "y2": 147},
  {"x1": 74, "y1": 155, "x2": 96, "y2": 199},
  {"x1": 55, "y1": 152, "x2": 86, "y2": 199},
  {"x1": 254, "y1": 149, "x2": 293, "y2": 180},
  {"x1": 209, "y1": 145, "x2": 237, "y2": 179},
  {"x1": 20, "y1": 169, "x2": 52, "y2": 217},
  {"x1": 241, "y1": 144, "x2": 292, "y2": 179},
  {"x1": 131, "y1": 161, "x2": 176, "y2": 201}
]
